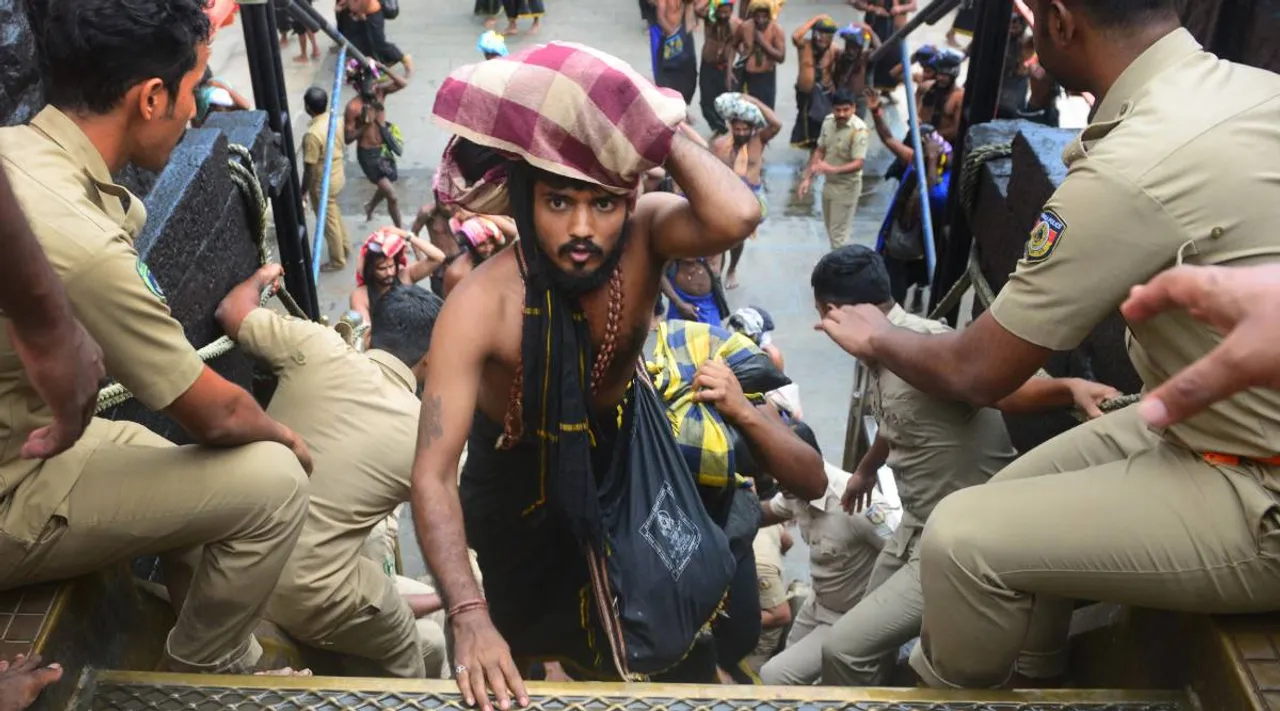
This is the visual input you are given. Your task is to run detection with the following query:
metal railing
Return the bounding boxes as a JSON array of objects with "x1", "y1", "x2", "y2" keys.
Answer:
[
  {"x1": 899, "y1": 40, "x2": 938, "y2": 283},
  {"x1": 312, "y1": 44, "x2": 348, "y2": 281}
]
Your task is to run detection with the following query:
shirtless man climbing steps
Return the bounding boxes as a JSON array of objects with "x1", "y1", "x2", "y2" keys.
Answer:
[{"x1": 412, "y1": 43, "x2": 762, "y2": 708}]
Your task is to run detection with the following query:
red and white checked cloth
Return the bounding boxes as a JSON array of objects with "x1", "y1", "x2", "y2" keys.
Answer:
[{"x1": 432, "y1": 41, "x2": 687, "y2": 209}]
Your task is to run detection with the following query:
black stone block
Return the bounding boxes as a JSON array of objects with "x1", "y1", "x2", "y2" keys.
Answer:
[
  {"x1": 98, "y1": 122, "x2": 281, "y2": 444},
  {"x1": 203, "y1": 111, "x2": 292, "y2": 197},
  {"x1": 1007, "y1": 124, "x2": 1075, "y2": 249},
  {"x1": 0, "y1": 0, "x2": 43, "y2": 126},
  {"x1": 965, "y1": 121, "x2": 1019, "y2": 306}
]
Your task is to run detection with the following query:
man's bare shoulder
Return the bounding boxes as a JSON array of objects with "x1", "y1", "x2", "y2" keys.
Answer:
[{"x1": 444, "y1": 248, "x2": 522, "y2": 323}]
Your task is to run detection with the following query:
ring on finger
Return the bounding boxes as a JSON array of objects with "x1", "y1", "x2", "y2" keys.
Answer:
[{"x1": 455, "y1": 664, "x2": 469, "y2": 676}]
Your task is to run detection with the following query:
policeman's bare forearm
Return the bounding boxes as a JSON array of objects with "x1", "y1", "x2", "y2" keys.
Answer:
[
  {"x1": 759, "y1": 502, "x2": 786, "y2": 528},
  {"x1": 405, "y1": 592, "x2": 444, "y2": 618},
  {"x1": 867, "y1": 315, "x2": 1042, "y2": 407},
  {"x1": 855, "y1": 433, "x2": 888, "y2": 474},
  {"x1": 992, "y1": 375, "x2": 1073, "y2": 414},
  {"x1": 729, "y1": 404, "x2": 825, "y2": 500},
  {"x1": 301, "y1": 164, "x2": 317, "y2": 197},
  {"x1": 828, "y1": 158, "x2": 865, "y2": 175},
  {"x1": 761, "y1": 602, "x2": 791, "y2": 629}
]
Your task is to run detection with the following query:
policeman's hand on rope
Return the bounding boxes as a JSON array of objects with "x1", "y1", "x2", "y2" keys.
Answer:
[
  {"x1": 1122, "y1": 264, "x2": 1280, "y2": 429},
  {"x1": 1065, "y1": 378, "x2": 1122, "y2": 420}
]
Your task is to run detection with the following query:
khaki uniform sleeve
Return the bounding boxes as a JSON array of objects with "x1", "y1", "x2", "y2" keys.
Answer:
[
  {"x1": 815, "y1": 120, "x2": 832, "y2": 153},
  {"x1": 302, "y1": 132, "x2": 322, "y2": 166},
  {"x1": 769, "y1": 493, "x2": 798, "y2": 521},
  {"x1": 756, "y1": 560, "x2": 788, "y2": 609},
  {"x1": 989, "y1": 161, "x2": 1182, "y2": 351},
  {"x1": 237, "y1": 307, "x2": 335, "y2": 373},
  {"x1": 64, "y1": 236, "x2": 202, "y2": 411},
  {"x1": 850, "y1": 127, "x2": 870, "y2": 162}
]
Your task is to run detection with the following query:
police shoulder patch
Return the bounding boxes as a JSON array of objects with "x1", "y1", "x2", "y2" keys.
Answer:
[
  {"x1": 1026, "y1": 209, "x2": 1066, "y2": 263},
  {"x1": 137, "y1": 261, "x2": 166, "y2": 303}
]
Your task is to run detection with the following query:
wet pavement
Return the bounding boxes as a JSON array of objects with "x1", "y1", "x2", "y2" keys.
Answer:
[{"x1": 206, "y1": 0, "x2": 1072, "y2": 582}]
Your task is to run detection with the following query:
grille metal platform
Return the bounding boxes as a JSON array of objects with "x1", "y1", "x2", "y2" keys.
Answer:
[{"x1": 81, "y1": 673, "x2": 1188, "y2": 711}]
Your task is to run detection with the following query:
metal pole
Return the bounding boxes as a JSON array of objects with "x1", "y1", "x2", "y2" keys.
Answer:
[
  {"x1": 929, "y1": 0, "x2": 1013, "y2": 322},
  {"x1": 868, "y1": 0, "x2": 961, "y2": 64},
  {"x1": 313, "y1": 45, "x2": 348, "y2": 282},
  {"x1": 287, "y1": 0, "x2": 370, "y2": 63},
  {"x1": 238, "y1": 0, "x2": 320, "y2": 319},
  {"x1": 900, "y1": 41, "x2": 937, "y2": 282}
]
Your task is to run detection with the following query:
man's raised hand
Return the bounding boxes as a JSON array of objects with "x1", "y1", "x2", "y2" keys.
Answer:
[
  {"x1": 813, "y1": 304, "x2": 890, "y2": 360},
  {"x1": 1121, "y1": 264, "x2": 1280, "y2": 428}
]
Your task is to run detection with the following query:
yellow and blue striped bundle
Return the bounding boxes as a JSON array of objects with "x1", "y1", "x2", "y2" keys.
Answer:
[{"x1": 646, "y1": 320, "x2": 789, "y2": 490}]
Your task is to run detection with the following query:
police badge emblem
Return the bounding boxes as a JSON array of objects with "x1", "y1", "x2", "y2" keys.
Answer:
[{"x1": 1027, "y1": 210, "x2": 1066, "y2": 263}]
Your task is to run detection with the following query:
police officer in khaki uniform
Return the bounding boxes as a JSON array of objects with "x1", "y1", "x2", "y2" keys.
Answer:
[
  {"x1": 806, "y1": 247, "x2": 1114, "y2": 686},
  {"x1": 798, "y1": 89, "x2": 870, "y2": 250},
  {"x1": 815, "y1": 0, "x2": 1280, "y2": 688},
  {"x1": 302, "y1": 86, "x2": 350, "y2": 271},
  {"x1": 758, "y1": 461, "x2": 886, "y2": 685},
  {"x1": 216, "y1": 276, "x2": 446, "y2": 677},
  {"x1": 744, "y1": 523, "x2": 790, "y2": 675},
  {"x1": 0, "y1": 0, "x2": 313, "y2": 675}
]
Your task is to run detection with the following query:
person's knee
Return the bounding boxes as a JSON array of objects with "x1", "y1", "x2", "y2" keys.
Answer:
[
  {"x1": 238, "y1": 442, "x2": 309, "y2": 527},
  {"x1": 918, "y1": 489, "x2": 991, "y2": 579},
  {"x1": 417, "y1": 618, "x2": 447, "y2": 678}
]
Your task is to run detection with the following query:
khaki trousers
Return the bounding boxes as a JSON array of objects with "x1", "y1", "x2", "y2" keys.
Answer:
[
  {"x1": 273, "y1": 555, "x2": 427, "y2": 678},
  {"x1": 0, "y1": 418, "x2": 308, "y2": 673},
  {"x1": 909, "y1": 406, "x2": 1280, "y2": 688},
  {"x1": 759, "y1": 593, "x2": 842, "y2": 685},
  {"x1": 822, "y1": 181, "x2": 861, "y2": 250},
  {"x1": 819, "y1": 539, "x2": 921, "y2": 686},
  {"x1": 311, "y1": 181, "x2": 349, "y2": 267}
]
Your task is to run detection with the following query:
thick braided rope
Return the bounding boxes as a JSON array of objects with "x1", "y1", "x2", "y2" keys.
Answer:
[{"x1": 95, "y1": 144, "x2": 307, "y2": 413}]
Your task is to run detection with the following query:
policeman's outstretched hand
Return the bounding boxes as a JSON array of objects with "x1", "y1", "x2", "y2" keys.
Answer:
[
  {"x1": 11, "y1": 315, "x2": 105, "y2": 460},
  {"x1": 1064, "y1": 378, "x2": 1121, "y2": 420},
  {"x1": 1121, "y1": 264, "x2": 1280, "y2": 428},
  {"x1": 451, "y1": 610, "x2": 528, "y2": 711},
  {"x1": 692, "y1": 358, "x2": 753, "y2": 424},
  {"x1": 814, "y1": 304, "x2": 889, "y2": 360},
  {"x1": 841, "y1": 466, "x2": 877, "y2": 514}
]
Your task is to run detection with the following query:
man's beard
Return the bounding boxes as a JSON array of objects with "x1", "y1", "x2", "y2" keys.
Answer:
[
  {"x1": 733, "y1": 133, "x2": 753, "y2": 148},
  {"x1": 542, "y1": 224, "x2": 632, "y2": 296}
]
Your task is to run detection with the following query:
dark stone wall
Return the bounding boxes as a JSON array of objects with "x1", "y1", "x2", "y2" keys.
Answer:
[
  {"x1": 967, "y1": 121, "x2": 1142, "y2": 454},
  {"x1": 0, "y1": 0, "x2": 43, "y2": 126}
]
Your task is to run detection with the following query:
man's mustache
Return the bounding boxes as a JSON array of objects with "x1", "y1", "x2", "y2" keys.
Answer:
[{"x1": 558, "y1": 238, "x2": 604, "y2": 259}]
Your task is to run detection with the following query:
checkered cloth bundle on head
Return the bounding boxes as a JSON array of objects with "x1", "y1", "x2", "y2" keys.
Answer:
[{"x1": 431, "y1": 41, "x2": 688, "y2": 211}]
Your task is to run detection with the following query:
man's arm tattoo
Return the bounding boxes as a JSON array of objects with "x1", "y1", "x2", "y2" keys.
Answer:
[{"x1": 421, "y1": 394, "x2": 444, "y2": 447}]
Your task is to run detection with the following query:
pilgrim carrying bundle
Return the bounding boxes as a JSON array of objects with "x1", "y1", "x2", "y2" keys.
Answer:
[{"x1": 431, "y1": 43, "x2": 735, "y2": 679}]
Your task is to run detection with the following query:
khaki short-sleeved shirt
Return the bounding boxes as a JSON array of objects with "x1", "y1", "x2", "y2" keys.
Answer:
[
  {"x1": 0, "y1": 107, "x2": 203, "y2": 523},
  {"x1": 770, "y1": 464, "x2": 884, "y2": 614},
  {"x1": 816, "y1": 114, "x2": 870, "y2": 191},
  {"x1": 989, "y1": 29, "x2": 1280, "y2": 458},
  {"x1": 302, "y1": 112, "x2": 345, "y2": 193},
  {"x1": 871, "y1": 306, "x2": 1017, "y2": 522},
  {"x1": 237, "y1": 308, "x2": 421, "y2": 618},
  {"x1": 751, "y1": 524, "x2": 787, "y2": 659}
]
